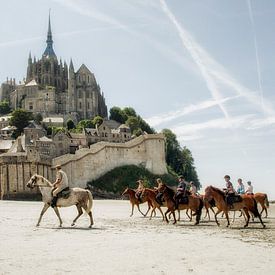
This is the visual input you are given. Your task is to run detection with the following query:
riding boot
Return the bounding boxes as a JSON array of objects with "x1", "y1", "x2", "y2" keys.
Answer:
[{"x1": 51, "y1": 196, "x2": 58, "y2": 208}]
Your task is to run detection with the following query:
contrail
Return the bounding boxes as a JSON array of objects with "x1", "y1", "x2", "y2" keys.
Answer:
[
  {"x1": 159, "y1": 0, "x2": 230, "y2": 120},
  {"x1": 247, "y1": 0, "x2": 265, "y2": 112},
  {"x1": 159, "y1": 0, "x2": 275, "y2": 117}
]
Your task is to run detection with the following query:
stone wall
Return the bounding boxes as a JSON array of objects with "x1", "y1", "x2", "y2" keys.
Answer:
[
  {"x1": 52, "y1": 134, "x2": 167, "y2": 188},
  {"x1": 0, "y1": 161, "x2": 54, "y2": 200}
]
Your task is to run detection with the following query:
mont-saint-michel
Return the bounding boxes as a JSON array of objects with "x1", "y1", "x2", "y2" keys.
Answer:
[{"x1": 0, "y1": 14, "x2": 168, "y2": 200}]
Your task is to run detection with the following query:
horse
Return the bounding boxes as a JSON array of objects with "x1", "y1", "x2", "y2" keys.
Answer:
[
  {"x1": 26, "y1": 174, "x2": 94, "y2": 228},
  {"x1": 140, "y1": 188, "x2": 165, "y2": 221},
  {"x1": 157, "y1": 183, "x2": 203, "y2": 225},
  {"x1": 204, "y1": 186, "x2": 265, "y2": 228},
  {"x1": 122, "y1": 187, "x2": 153, "y2": 217},
  {"x1": 254, "y1": 192, "x2": 269, "y2": 218}
]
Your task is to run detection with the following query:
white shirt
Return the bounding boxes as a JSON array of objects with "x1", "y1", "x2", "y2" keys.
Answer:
[
  {"x1": 56, "y1": 170, "x2": 69, "y2": 190},
  {"x1": 246, "y1": 185, "x2": 253, "y2": 194}
]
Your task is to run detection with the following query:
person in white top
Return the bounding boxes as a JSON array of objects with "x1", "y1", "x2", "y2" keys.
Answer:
[
  {"x1": 51, "y1": 164, "x2": 69, "y2": 207},
  {"x1": 190, "y1": 181, "x2": 198, "y2": 195},
  {"x1": 245, "y1": 181, "x2": 254, "y2": 195}
]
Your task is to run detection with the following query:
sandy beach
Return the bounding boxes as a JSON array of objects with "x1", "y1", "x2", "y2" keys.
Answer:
[{"x1": 0, "y1": 200, "x2": 274, "y2": 275}]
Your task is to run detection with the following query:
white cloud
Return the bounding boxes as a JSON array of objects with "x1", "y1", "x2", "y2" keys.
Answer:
[{"x1": 146, "y1": 95, "x2": 240, "y2": 127}]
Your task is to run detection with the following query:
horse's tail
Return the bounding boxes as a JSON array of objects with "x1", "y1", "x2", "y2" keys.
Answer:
[
  {"x1": 195, "y1": 198, "x2": 203, "y2": 224},
  {"x1": 251, "y1": 197, "x2": 260, "y2": 218},
  {"x1": 264, "y1": 194, "x2": 269, "y2": 208},
  {"x1": 86, "y1": 190, "x2": 93, "y2": 213}
]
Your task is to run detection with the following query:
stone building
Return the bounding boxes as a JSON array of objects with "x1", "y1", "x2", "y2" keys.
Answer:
[{"x1": 0, "y1": 14, "x2": 108, "y2": 122}]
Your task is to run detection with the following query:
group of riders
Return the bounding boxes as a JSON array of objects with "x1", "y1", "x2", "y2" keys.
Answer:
[{"x1": 134, "y1": 174, "x2": 255, "y2": 209}]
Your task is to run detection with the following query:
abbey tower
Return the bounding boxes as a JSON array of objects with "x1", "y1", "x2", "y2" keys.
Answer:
[{"x1": 0, "y1": 14, "x2": 108, "y2": 122}]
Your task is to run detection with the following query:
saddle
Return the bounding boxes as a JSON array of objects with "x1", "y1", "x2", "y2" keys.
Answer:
[
  {"x1": 57, "y1": 187, "x2": 71, "y2": 199},
  {"x1": 178, "y1": 196, "x2": 189, "y2": 205},
  {"x1": 226, "y1": 193, "x2": 242, "y2": 206}
]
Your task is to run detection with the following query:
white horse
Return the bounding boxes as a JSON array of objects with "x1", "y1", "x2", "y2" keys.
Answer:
[{"x1": 26, "y1": 174, "x2": 94, "y2": 228}]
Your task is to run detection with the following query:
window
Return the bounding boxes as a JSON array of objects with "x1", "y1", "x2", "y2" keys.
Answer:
[
  {"x1": 78, "y1": 90, "x2": 82, "y2": 98},
  {"x1": 79, "y1": 102, "x2": 82, "y2": 109},
  {"x1": 87, "y1": 75, "x2": 90, "y2": 83},
  {"x1": 29, "y1": 103, "x2": 33, "y2": 110}
]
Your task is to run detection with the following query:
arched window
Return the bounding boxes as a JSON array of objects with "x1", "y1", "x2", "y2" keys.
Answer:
[{"x1": 79, "y1": 102, "x2": 82, "y2": 109}]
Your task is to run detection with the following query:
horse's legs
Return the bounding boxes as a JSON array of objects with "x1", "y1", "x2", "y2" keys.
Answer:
[
  {"x1": 264, "y1": 207, "x2": 268, "y2": 218},
  {"x1": 71, "y1": 204, "x2": 83, "y2": 226},
  {"x1": 36, "y1": 203, "x2": 50, "y2": 227},
  {"x1": 214, "y1": 209, "x2": 222, "y2": 226},
  {"x1": 130, "y1": 203, "x2": 135, "y2": 217},
  {"x1": 149, "y1": 207, "x2": 156, "y2": 220},
  {"x1": 186, "y1": 209, "x2": 192, "y2": 221},
  {"x1": 88, "y1": 211, "x2": 94, "y2": 228},
  {"x1": 144, "y1": 202, "x2": 151, "y2": 217},
  {"x1": 225, "y1": 211, "x2": 230, "y2": 227},
  {"x1": 177, "y1": 210, "x2": 180, "y2": 221},
  {"x1": 53, "y1": 207, "x2": 63, "y2": 227},
  {"x1": 137, "y1": 204, "x2": 145, "y2": 217},
  {"x1": 239, "y1": 210, "x2": 243, "y2": 218},
  {"x1": 164, "y1": 209, "x2": 170, "y2": 223},
  {"x1": 243, "y1": 208, "x2": 250, "y2": 228},
  {"x1": 158, "y1": 206, "x2": 165, "y2": 221}
]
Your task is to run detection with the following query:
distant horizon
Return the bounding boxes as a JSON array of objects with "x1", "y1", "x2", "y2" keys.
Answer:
[{"x1": 0, "y1": 0, "x2": 274, "y2": 199}]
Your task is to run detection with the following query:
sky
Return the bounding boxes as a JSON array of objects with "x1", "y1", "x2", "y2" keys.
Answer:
[{"x1": 0, "y1": 0, "x2": 275, "y2": 198}]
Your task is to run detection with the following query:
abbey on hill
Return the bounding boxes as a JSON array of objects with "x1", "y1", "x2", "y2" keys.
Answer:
[{"x1": 0, "y1": 14, "x2": 108, "y2": 122}]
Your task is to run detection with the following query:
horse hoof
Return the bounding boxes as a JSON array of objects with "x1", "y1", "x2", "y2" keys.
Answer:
[
  {"x1": 89, "y1": 225, "x2": 93, "y2": 228},
  {"x1": 71, "y1": 223, "x2": 75, "y2": 227},
  {"x1": 36, "y1": 224, "x2": 40, "y2": 227}
]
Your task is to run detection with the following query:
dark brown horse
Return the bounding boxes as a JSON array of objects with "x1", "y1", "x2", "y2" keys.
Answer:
[
  {"x1": 122, "y1": 187, "x2": 152, "y2": 217},
  {"x1": 157, "y1": 183, "x2": 203, "y2": 225},
  {"x1": 204, "y1": 186, "x2": 265, "y2": 228}
]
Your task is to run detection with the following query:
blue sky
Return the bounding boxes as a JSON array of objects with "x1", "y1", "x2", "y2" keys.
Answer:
[{"x1": 1, "y1": 0, "x2": 275, "y2": 198}]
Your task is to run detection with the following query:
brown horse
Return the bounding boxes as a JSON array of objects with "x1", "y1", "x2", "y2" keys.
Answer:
[
  {"x1": 254, "y1": 192, "x2": 269, "y2": 218},
  {"x1": 140, "y1": 188, "x2": 165, "y2": 221},
  {"x1": 158, "y1": 183, "x2": 203, "y2": 225},
  {"x1": 122, "y1": 187, "x2": 153, "y2": 217},
  {"x1": 204, "y1": 186, "x2": 265, "y2": 228}
]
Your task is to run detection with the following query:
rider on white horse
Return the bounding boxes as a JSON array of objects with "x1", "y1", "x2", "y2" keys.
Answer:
[{"x1": 51, "y1": 164, "x2": 69, "y2": 208}]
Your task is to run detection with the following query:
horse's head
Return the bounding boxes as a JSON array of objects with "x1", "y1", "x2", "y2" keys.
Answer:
[
  {"x1": 122, "y1": 187, "x2": 129, "y2": 196},
  {"x1": 26, "y1": 174, "x2": 38, "y2": 189}
]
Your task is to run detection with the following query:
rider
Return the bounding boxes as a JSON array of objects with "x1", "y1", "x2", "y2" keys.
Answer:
[
  {"x1": 190, "y1": 181, "x2": 198, "y2": 195},
  {"x1": 51, "y1": 164, "x2": 69, "y2": 208},
  {"x1": 155, "y1": 178, "x2": 164, "y2": 205},
  {"x1": 223, "y1": 175, "x2": 235, "y2": 208},
  {"x1": 175, "y1": 175, "x2": 188, "y2": 209},
  {"x1": 245, "y1": 181, "x2": 254, "y2": 195},
  {"x1": 236, "y1": 178, "x2": 245, "y2": 194},
  {"x1": 135, "y1": 179, "x2": 145, "y2": 203}
]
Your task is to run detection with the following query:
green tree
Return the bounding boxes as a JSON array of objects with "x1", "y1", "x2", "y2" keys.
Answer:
[
  {"x1": 123, "y1": 107, "x2": 137, "y2": 117},
  {"x1": 34, "y1": 113, "x2": 43, "y2": 125},
  {"x1": 92, "y1": 116, "x2": 103, "y2": 127},
  {"x1": 10, "y1": 109, "x2": 33, "y2": 137},
  {"x1": 162, "y1": 129, "x2": 200, "y2": 188},
  {"x1": 66, "y1": 119, "x2": 75, "y2": 130},
  {"x1": 0, "y1": 100, "x2": 11, "y2": 115},
  {"x1": 109, "y1": 106, "x2": 127, "y2": 123},
  {"x1": 126, "y1": 116, "x2": 140, "y2": 132},
  {"x1": 77, "y1": 119, "x2": 94, "y2": 130}
]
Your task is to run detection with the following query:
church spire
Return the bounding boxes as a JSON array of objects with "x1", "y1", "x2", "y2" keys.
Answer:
[{"x1": 43, "y1": 10, "x2": 56, "y2": 58}]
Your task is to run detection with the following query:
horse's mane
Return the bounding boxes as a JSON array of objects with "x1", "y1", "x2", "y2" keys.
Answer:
[
  {"x1": 209, "y1": 186, "x2": 225, "y2": 198},
  {"x1": 163, "y1": 184, "x2": 175, "y2": 198},
  {"x1": 35, "y1": 174, "x2": 53, "y2": 187}
]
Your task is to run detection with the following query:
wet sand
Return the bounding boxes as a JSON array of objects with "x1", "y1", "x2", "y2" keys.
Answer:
[{"x1": 0, "y1": 200, "x2": 274, "y2": 275}]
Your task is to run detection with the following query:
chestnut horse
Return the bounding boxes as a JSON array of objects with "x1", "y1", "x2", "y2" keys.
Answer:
[
  {"x1": 157, "y1": 183, "x2": 203, "y2": 225},
  {"x1": 254, "y1": 192, "x2": 269, "y2": 218},
  {"x1": 204, "y1": 186, "x2": 265, "y2": 228},
  {"x1": 140, "y1": 188, "x2": 165, "y2": 221},
  {"x1": 122, "y1": 187, "x2": 153, "y2": 217}
]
